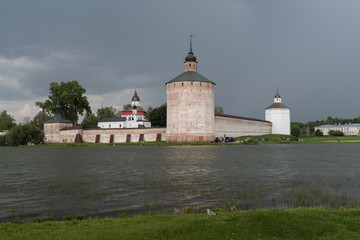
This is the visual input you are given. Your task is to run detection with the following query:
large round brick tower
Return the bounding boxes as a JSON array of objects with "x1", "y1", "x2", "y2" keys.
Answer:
[{"x1": 166, "y1": 36, "x2": 215, "y2": 142}]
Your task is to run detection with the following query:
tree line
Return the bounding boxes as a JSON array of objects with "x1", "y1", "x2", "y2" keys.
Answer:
[{"x1": 290, "y1": 116, "x2": 360, "y2": 137}]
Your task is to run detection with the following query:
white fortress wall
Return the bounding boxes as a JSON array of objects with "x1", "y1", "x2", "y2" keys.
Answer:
[
  {"x1": 215, "y1": 114, "x2": 272, "y2": 137},
  {"x1": 56, "y1": 127, "x2": 166, "y2": 143}
]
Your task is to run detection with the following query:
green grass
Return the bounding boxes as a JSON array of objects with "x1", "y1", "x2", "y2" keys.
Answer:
[
  {"x1": 2, "y1": 208, "x2": 360, "y2": 239},
  {"x1": 237, "y1": 134, "x2": 360, "y2": 144}
]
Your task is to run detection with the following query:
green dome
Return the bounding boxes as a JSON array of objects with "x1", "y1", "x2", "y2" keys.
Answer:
[{"x1": 185, "y1": 52, "x2": 197, "y2": 62}]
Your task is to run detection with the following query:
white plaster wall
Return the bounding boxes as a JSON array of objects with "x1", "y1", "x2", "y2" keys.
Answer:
[
  {"x1": 82, "y1": 128, "x2": 166, "y2": 143},
  {"x1": 265, "y1": 108, "x2": 290, "y2": 135},
  {"x1": 215, "y1": 116, "x2": 272, "y2": 137}
]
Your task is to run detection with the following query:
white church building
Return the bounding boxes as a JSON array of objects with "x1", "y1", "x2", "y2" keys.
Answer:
[
  {"x1": 265, "y1": 91, "x2": 291, "y2": 135},
  {"x1": 97, "y1": 91, "x2": 151, "y2": 129}
]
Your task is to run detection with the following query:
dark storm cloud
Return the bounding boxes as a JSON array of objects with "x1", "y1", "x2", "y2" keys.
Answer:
[{"x1": 0, "y1": 0, "x2": 360, "y2": 121}]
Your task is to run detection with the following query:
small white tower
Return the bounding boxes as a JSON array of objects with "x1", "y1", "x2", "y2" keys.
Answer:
[{"x1": 265, "y1": 90, "x2": 291, "y2": 135}]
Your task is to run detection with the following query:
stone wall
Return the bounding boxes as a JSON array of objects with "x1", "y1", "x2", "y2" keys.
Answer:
[
  {"x1": 44, "y1": 123, "x2": 74, "y2": 143},
  {"x1": 215, "y1": 114, "x2": 272, "y2": 137},
  {"x1": 166, "y1": 81, "x2": 215, "y2": 142},
  {"x1": 55, "y1": 127, "x2": 166, "y2": 143}
]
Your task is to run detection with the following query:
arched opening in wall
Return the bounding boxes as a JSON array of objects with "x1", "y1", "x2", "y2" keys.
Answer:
[
  {"x1": 182, "y1": 82, "x2": 184, "y2": 86},
  {"x1": 126, "y1": 134, "x2": 131, "y2": 143},
  {"x1": 189, "y1": 63, "x2": 191, "y2": 67},
  {"x1": 139, "y1": 134, "x2": 144, "y2": 142},
  {"x1": 156, "y1": 133, "x2": 161, "y2": 141},
  {"x1": 109, "y1": 134, "x2": 114, "y2": 143},
  {"x1": 95, "y1": 134, "x2": 101, "y2": 143}
]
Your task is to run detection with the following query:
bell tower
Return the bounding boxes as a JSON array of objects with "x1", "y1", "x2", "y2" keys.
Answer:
[{"x1": 184, "y1": 35, "x2": 197, "y2": 72}]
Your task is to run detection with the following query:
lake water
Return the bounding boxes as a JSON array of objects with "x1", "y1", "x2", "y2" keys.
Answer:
[{"x1": 1, "y1": 144, "x2": 360, "y2": 221}]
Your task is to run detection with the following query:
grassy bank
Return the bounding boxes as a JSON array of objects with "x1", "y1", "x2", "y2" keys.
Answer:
[
  {"x1": 1, "y1": 208, "x2": 360, "y2": 239},
  {"x1": 237, "y1": 134, "x2": 360, "y2": 144}
]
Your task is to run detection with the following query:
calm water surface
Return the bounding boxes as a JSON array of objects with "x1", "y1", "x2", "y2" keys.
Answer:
[{"x1": 1, "y1": 144, "x2": 360, "y2": 221}]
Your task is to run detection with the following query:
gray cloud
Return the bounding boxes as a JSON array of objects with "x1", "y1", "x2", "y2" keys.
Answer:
[{"x1": 0, "y1": 0, "x2": 360, "y2": 122}]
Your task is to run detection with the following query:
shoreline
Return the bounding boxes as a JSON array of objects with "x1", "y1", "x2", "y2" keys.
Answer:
[{"x1": 7, "y1": 135, "x2": 360, "y2": 147}]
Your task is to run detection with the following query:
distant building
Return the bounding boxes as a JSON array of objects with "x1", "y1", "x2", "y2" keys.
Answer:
[
  {"x1": 97, "y1": 91, "x2": 151, "y2": 129},
  {"x1": 265, "y1": 91, "x2": 290, "y2": 135},
  {"x1": 315, "y1": 124, "x2": 360, "y2": 136},
  {"x1": 0, "y1": 130, "x2": 9, "y2": 136}
]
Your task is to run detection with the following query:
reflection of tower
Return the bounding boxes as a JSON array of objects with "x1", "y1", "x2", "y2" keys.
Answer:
[
  {"x1": 166, "y1": 36, "x2": 215, "y2": 142},
  {"x1": 265, "y1": 90, "x2": 291, "y2": 135}
]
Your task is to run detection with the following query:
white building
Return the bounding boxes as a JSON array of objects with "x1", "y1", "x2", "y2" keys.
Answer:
[
  {"x1": 97, "y1": 91, "x2": 151, "y2": 129},
  {"x1": 315, "y1": 124, "x2": 360, "y2": 136},
  {"x1": 265, "y1": 91, "x2": 291, "y2": 135}
]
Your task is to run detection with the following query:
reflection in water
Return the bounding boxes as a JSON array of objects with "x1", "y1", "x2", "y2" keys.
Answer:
[{"x1": 1, "y1": 144, "x2": 360, "y2": 221}]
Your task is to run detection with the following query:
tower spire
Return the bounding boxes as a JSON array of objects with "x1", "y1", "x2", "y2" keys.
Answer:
[
  {"x1": 189, "y1": 34, "x2": 193, "y2": 53},
  {"x1": 184, "y1": 35, "x2": 197, "y2": 72}
]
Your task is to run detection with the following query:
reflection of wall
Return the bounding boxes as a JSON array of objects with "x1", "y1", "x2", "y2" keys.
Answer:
[
  {"x1": 47, "y1": 127, "x2": 167, "y2": 143},
  {"x1": 215, "y1": 114, "x2": 272, "y2": 137}
]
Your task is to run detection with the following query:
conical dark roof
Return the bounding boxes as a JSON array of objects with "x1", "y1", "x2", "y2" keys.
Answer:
[
  {"x1": 45, "y1": 96, "x2": 72, "y2": 124},
  {"x1": 166, "y1": 71, "x2": 215, "y2": 85},
  {"x1": 132, "y1": 91, "x2": 140, "y2": 101}
]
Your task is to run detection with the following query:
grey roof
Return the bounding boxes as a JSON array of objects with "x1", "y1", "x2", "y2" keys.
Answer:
[
  {"x1": 166, "y1": 71, "x2": 215, "y2": 85},
  {"x1": 45, "y1": 113, "x2": 73, "y2": 123},
  {"x1": 316, "y1": 124, "x2": 360, "y2": 128},
  {"x1": 98, "y1": 117, "x2": 126, "y2": 123},
  {"x1": 265, "y1": 102, "x2": 290, "y2": 110},
  {"x1": 215, "y1": 113, "x2": 271, "y2": 123}
]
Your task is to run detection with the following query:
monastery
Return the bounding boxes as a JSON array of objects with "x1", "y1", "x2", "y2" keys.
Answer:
[{"x1": 44, "y1": 37, "x2": 290, "y2": 143}]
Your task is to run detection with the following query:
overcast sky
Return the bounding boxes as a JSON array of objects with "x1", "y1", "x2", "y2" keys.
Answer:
[{"x1": 1, "y1": 0, "x2": 359, "y2": 123}]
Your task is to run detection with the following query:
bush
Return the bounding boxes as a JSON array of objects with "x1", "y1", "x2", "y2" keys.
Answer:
[
  {"x1": 291, "y1": 126, "x2": 301, "y2": 138},
  {"x1": 6, "y1": 124, "x2": 44, "y2": 146},
  {"x1": 328, "y1": 130, "x2": 344, "y2": 137},
  {"x1": 0, "y1": 135, "x2": 7, "y2": 146},
  {"x1": 314, "y1": 129, "x2": 323, "y2": 137}
]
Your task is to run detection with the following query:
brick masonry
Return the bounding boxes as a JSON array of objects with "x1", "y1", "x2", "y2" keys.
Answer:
[{"x1": 166, "y1": 81, "x2": 215, "y2": 142}]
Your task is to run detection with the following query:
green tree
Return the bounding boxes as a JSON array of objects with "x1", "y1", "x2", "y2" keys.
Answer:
[
  {"x1": 123, "y1": 104, "x2": 132, "y2": 111},
  {"x1": 147, "y1": 104, "x2": 166, "y2": 127},
  {"x1": 30, "y1": 111, "x2": 51, "y2": 130},
  {"x1": 6, "y1": 124, "x2": 44, "y2": 146},
  {"x1": 0, "y1": 135, "x2": 6, "y2": 146},
  {"x1": 215, "y1": 106, "x2": 224, "y2": 114},
  {"x1": 0, "y1": 110, "x2": 16, "y2": 131},
  {"x1": 81, "y1": 113, "x2": 98, "y2": 128},
  {"x1": 291, "y1": 126, "x2": 301, "y2": 138},
  {"x1": 97, "y1": 106, "x2": 117, "y2": 120},
  {"x1": 314, "y1": 129, "x2": 323, "y2": 137},
  {"x1": 329, "y1": 130, "x2": 344, "y2": 136},
  {"x1": 36, "y1": 80, "x2": 91, "y2": 125}
]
